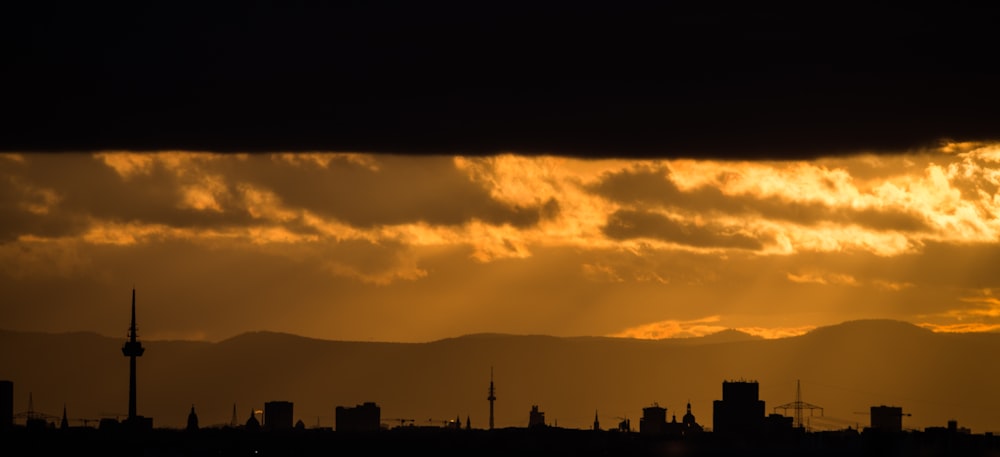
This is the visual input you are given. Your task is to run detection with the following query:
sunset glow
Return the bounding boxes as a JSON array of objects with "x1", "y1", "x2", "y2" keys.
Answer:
[{"x1": 2, "y1": 144, "x2": 1000, "y2": 343}]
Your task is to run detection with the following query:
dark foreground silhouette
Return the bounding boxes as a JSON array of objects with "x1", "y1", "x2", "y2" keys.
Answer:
[{"x1": 5, "y1": 424, "x2": 1000, "y2": 457}]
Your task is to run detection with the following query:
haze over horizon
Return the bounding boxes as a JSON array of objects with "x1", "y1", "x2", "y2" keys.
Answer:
[{"x1": 0, "y1": 317, "x2": 959, "y2": 344}]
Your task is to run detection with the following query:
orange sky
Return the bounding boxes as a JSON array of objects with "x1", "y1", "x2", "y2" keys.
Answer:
[{"x1": 3, "y1": 144, "x2": 1000, "y2": 342}]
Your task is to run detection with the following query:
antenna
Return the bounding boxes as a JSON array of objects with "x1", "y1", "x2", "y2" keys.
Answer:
[{"x1": 487, "y1": 366, "x2": 496, "y2": 430}]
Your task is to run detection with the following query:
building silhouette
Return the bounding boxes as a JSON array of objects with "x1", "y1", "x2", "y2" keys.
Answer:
[
  {"x1": 639, "y1": 403, "x2": 666, "y2": 435},
  {"x1": 264, "y1": 401, "x2": 294, "y2": 431},
  {"x1": 60, "y1": 404, "x2": 69, "y2": 430},
  {"x1": 593, "y1": 410, "x2": 600, "y2": 431},
  {"x1": 0, "y1": 380, "x2": 11, "y2": 431},
  {"x1": 336, "y1": 402, "x2": 380, "y2": 432},
  {"x1": 245, "y1": 408, "x2": 261, "y2": 431},
  {"x1": 713, "y1": 380, "x2": 765, "y2": 435},
  {"x1": 528, "y1": 405, "x2": 546, "y2": 428},
  {"x1": 870, "y1": 405, "x2": 905, "y2": 432},
  {"x1": 682, "y1": 401, "x2": 703, "y2": 434},
  {"x1": 120, "y1": 288, "x2": 151, "y2": 431},
  {"x1": 186, "y1": 405, "x2": 199, "y2": 431}
]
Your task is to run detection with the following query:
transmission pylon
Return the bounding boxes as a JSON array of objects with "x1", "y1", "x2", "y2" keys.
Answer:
[{"x1": 774, "y1": 380, "x2": 823, "y2": 430}]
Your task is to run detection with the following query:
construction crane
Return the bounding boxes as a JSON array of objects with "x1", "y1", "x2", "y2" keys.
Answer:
[
  {"x1": 427, "y1": 417, "x2": 462, "y2": 429},
  {"x1": 381, "y1": 418, "x2": 415, "y2": 428},
  {"x1": 101, "y1": 412, "x2": 127, "y2": 421},
  {"x1": 773, "y1": 380, "x2": 823, "y2": 430},
  {"x1": 72, "y1": 417, "x2": 100, "y2": 428},
  {"x1": 614, "y1": 416, "x2": 631, "y2": 432}
]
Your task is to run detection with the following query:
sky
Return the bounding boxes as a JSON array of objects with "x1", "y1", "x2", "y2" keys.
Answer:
[
  {"x1": 4, "y1": 5, "x2": 1000, "y2": 343},
  {"x1": 3, "y1": 145, "x2": 1000, "y2": 343}
]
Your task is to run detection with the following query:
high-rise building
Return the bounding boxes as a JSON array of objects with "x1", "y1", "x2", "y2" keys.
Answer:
[
  {"x1": 264, "y1": 401, "x2": 294, "y2": 431},
  {"x1": 713, "y1": 380, "x2": 765, "y2": 435},
  {"x1": 1, "y1": 380, "x2": 12, "y2": 431},
  {"x1": 336, "y1": 402, "x2": 380, "y2": 432},
  {"x1": 870, "y1": 405, "x2": 904, "y2": 432},
  {"x1": 640, "y1": 403, "x2": 667, "y2": 435}
]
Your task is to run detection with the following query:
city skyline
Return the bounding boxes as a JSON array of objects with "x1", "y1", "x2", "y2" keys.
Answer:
[
  {"x1": 4, "y1": 6, "x2": 1000, "y2": 455},
  {"x1": 3, "y1": 315, "x2": 998, "y2": 433}
]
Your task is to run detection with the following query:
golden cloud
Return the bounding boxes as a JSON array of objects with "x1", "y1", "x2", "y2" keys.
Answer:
[
  {"x1": 786, "y1": 271, "x2": 860, "y2": 287},
  {"x1": 734, "y1": 326, "x2": 816, "y2": 339},
  {"x1": 608, "y1": 316, "x2": 727, "y2": 339},
  {"x1": 609, "y1": 316, "x2": 816, "y2": 340}
]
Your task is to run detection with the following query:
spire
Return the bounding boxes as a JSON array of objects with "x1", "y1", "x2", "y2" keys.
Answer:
[
  {"x1": 487, "y1": 366, "x2": 496, "y2": 430},
  {"x1": 129, "y1": 288, "x2": 136, "y2": 342},
  {"x1": 61, "y1": 404, "x2": 69, "y2": 430},
  {"x1": 245, "y1": 407, "x2": 260, "y2": 431},
  {"x1": 187, "y1": 404, "x2": 199, "y2": 431}
]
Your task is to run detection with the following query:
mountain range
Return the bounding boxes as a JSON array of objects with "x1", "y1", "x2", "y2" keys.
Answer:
[{"x1": 1, "y1": 319, "x2": 996, "y2": 434}]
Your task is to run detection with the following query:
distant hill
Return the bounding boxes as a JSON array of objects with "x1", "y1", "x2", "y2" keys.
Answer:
[
  {"x1": 1, "y1": 320, "x2": 997, "y2": 434},
  {"x1": 677, "y1": 329, "x2": 763, "y2": 345}
]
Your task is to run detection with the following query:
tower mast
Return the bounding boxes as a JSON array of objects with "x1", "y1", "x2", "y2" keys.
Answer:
[
  {"x1": 487, "y1": 366, "x2": 496, "y2": 430},
  {"x1": 121, "y1": 288, "x2": 145, "y2": 425},
  {"x1": 795, "y1": 380, "x2": 803, "y2": 429}
]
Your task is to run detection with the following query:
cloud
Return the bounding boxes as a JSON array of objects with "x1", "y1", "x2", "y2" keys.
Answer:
[
  {"x1": 786, "y1": 271, "x2": 861, "y2": 287},
  {"x1": 3, "y1": 148, "x2": 1000, "y2": 341},
  {"x1": 735, "y1": 326, "x2": 816, "y2": 339},
  {"x1": 609, "y1": 316, "x2": 816, "y2": 340},
  {"x1": 8, "y1": 4, "x2": 1000, "y2": 160},
  {"x1": 603, "y1": 209, "x2": 764, "y2": 250},
  {"x1": 591, "y1": 162, "x2": 931, "y2": 234},
  {"x1": 916, "y1": 322, "x2": 1000, "y2": 333},
  {"x1": 912, "y1": 290, "x2": 1000, "y2": 335},
  {"x1": 872, "y1": 279, "x2": 915, "y2": 291},
  {"x1": 581, "y1": 263, "x2": 625, "y2": 283},
  {"x1": 609, "y1": 316, "x2": 727, "y2": 339},
  {"x1": 315, "y1": 239, "x2": 429, "y2": 286},
  {"x1": 232, "y1": 153, "x2": 553, "y2": 229},
  {"x1": 0, "y1": 236, "x2": 96, "y2": 279}
]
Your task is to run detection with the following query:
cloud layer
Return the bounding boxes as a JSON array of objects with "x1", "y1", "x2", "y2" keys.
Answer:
[{"x1": 2, "y1": 144, "x2": 1000, "y2": 341}]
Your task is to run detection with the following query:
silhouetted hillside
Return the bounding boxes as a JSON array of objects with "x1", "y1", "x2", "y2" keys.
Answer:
[
  {"x1": 678, "y1": 329, "x2": 763, "y2": 345},
  {"x1": 1, "y1": 320, "x2": 996, "y2": 434}
]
